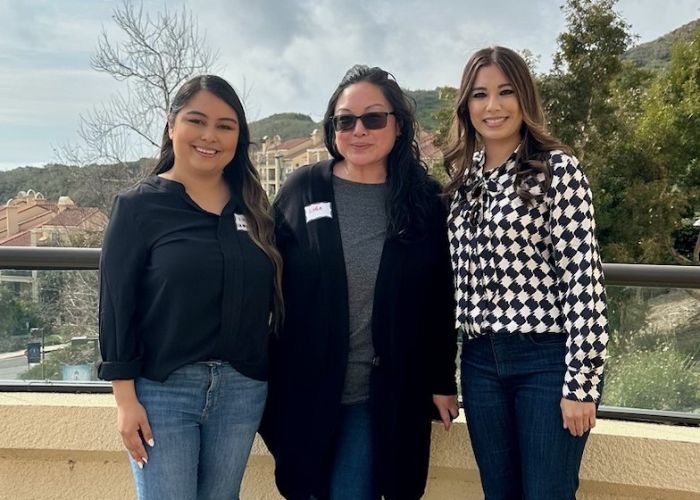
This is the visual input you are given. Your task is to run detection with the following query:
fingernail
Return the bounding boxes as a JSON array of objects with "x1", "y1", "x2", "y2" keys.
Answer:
[
  {"x1": 147, "y1": 438, "x2": 155, "y2": 447},
  {"x1": 137, "y1": 461, "x2": 144, "y2": 470},
  {"x1": 142, "y1": 457, "x2": 148, "y2": 464}
]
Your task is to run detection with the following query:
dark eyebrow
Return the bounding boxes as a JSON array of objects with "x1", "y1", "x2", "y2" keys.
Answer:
[
  {"x1": 335, "y1": 103, "x2": 387, "y2": 113},
  {"x1": 471, "y1": 83, "x2": 513, "y2": 91},
  {"x1": 184, "y1": 110, "x2": 238, "y2": 124}
]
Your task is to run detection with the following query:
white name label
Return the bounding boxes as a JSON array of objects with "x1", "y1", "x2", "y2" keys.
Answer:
[
  {"x1": 234, "y1": 213, "x2": 248, "y2": 231},
  {"x1": 304, "y1": 202, "x2": 333, "y2": 223}
]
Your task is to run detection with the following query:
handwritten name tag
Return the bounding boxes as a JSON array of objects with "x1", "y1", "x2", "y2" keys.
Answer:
[
  {"x1": 304, "y1": 202, "x2": 332, "y2": 223},
  {"x1": 234, "y1": 213, "x2": 248, "y2": 231}
]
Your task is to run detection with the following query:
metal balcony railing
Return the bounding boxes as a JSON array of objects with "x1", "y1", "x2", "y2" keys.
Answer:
[
  {"x1": 1, "y1": 246, "x2": 699, "y2": 425},
  {"x1": 2, "y1": 247, "x2": 698, "y2": 287}
]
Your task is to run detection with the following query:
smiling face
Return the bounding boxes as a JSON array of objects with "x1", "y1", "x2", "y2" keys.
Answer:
[
  {"x1": 168, "y1": 90, "x2": 240, "y2": 177},
  {"x1": 333, "y1": 81, "x2": 399, "y2": 173},
  {"x1": 467, "y1": 64, "x2": 523, "y2": 154}
]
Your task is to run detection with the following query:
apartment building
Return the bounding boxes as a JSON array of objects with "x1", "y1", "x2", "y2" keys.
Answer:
[
  {"x1": 252, "y1": 129, "x2": 331, "y2": 198},
  {"x1": 0, "y1": 190, "x2": 107, "y2": 299}
]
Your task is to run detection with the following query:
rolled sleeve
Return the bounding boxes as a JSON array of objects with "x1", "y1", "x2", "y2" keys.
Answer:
[{"x1": 97, "y1": 195, "x2": 148, "y2": 381}]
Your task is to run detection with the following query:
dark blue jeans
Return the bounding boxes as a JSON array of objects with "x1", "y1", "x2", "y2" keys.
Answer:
[
  {"x1": 328, "y1": 401, "x2": 378, "y2": 500},
  {"x1": 461, "y1": 332, "x2": 593, "y2": 500}
]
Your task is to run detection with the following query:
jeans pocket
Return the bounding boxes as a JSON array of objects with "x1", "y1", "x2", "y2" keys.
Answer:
[{"x1": 524, "y1": 332, "x2": 567, "y2": 346}]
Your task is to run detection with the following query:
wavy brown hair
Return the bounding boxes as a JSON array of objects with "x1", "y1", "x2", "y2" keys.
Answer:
[
  {"x1": 151, "y1": 75, "x2": 284, "y2": 330},
  {"x1": 443, "y1": 46, "x2": 570, "y2": 201}
]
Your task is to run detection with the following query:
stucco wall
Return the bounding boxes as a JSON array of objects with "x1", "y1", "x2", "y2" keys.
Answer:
[{"x1": 1, "y1": 393, "x2": 698, "y2": 500}]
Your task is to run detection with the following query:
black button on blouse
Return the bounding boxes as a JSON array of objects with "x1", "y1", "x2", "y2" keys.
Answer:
[{"x1": 98, "y1": 176, "x2": 274, "y2": 382}]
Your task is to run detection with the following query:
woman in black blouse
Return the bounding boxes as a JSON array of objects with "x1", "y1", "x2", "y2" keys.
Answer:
[
  {"x1": 98, "y1": 75, "x2": 282, "y2": 500},
  {"x1": 444, "y1": 47, "x2": 608, "y2": 499},
  {"x1": 260, "y1": 65, "x2": 459, "y2": 500}
]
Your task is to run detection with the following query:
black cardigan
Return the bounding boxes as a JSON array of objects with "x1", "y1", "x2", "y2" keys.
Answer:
[{"x1": 260, "y1": 160, "x2": 457, "y2": 500}]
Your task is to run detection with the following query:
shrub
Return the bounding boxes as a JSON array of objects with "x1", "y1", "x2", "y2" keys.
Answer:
[{"x1": 603, "y1": 347, "x2": 700, "y2": 412}]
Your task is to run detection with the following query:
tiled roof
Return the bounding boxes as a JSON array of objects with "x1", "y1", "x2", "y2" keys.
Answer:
[
  {"x1": 44, "y1": 207, "x2": 101, "y2": 227},
  {"x1": 274, "y1": 138, "x2": 308, "y2": 151},
  {"x1": 0, "y1": 230, "x2": 31, "y2": 246}
]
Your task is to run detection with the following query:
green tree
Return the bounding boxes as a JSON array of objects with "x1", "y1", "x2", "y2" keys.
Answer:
[
  {"x1": 541, "y1": 0, "x2": 633, "y2": 163},
  {"x1": 0, "y1": 284, "x2": 48, "y2": 352},
  {"x1": 432, "y1": 86, "x2": 457, "y2": 150},
  {"x1": 429, "y1": 86, "x2": 457, "y2": 187},
  {"x1": 406, "y1": 89, "x2": 444, "y2": 132},
  {"x1": 636, "y1": 29, "x2": 700, "y2": 262},
  {"x1": 596, "y1": 28, "x2": 700, "y2": 263}
]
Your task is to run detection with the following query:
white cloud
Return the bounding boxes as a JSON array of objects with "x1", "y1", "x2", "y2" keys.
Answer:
[
  {"x1": 0, "y1": 0, "x2": 697, "y2": 168},
  {"x1": 0, "y1": 69, "x2": 117, "y2": 124},
  {"x1": 200, "y1": 0, "x2": 573, "y2": 119}
]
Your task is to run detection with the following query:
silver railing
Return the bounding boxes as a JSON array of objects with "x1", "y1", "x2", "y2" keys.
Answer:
[{"x1": 1, "y1": 246, "x2": 699, "y2": 425}]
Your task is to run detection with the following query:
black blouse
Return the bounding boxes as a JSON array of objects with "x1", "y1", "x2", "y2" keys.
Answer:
[{"x1": 98, "y1": 176, "x2": 274, "y2": 382}]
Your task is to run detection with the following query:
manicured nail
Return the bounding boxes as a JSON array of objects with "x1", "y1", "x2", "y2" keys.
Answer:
[
  {"x1": 147, "y1": 438, "x2": 155, "y2": 447},
  {"x1": 142, "y1": 457, "x2": 148, "y2": 464},
  {"x1": 137, "y1": 461, "x2": 144, "y2": 469}
]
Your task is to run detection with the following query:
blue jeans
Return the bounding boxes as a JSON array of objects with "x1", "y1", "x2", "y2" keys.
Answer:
[
  {"x1": 461, "y1": 333, "x2": 594, "y2": 500},
  {"x1": 328, "y1": 401, "x2": 378, "y2": 500},
  {"x1": 130, "y1": 362, "x2": 267, "y2": 500}
]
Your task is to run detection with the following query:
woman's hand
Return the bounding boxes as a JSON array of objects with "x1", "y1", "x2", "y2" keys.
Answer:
[
  {"x1": 113, "y1": 380, "x2": 154, "y2": 468},
  {"x1": 433, "y1": 394, "x2": 460, "y2": 431},
  {"x1": 560, "y1": 398, "x2": 597, "y2": 437}
]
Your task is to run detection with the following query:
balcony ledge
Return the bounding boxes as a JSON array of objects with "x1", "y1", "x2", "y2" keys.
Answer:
[{"x1": 1, "y1": 392, "x2": 699, "y2": 499}]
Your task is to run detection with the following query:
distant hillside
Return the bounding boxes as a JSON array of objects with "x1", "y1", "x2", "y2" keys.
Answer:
[
  {"x1": 249, "y1": 113, "x2": 320, "y2": 144},
  {"x1": 624, "y1": 18, "x2": 700, "y2": 68},
  {"x1": 406, "y1": 89, "x2": 445, "y2": 132},
  {"x1": 0, "y1": 160, "x2": 151, "y2": 210}
]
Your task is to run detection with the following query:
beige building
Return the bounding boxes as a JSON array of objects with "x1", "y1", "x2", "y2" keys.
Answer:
[
  {"x1": 252, "y1": 129, "x2": 331, "y2": 198},
  {"x1": 0, "y1": 190, "x2": 107, "y2": 247},
  {"x1": 0, "y1": 190, "x2": 107, "y2": 300}
]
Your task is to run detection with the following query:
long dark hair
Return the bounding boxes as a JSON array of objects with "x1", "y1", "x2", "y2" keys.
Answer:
[
  {"x1": 323, "y1": 65, "x2": 434, "y2": 238},
  {"x1": 151, "y1": 75, "x2": 284, "y2": 330},
  {"x1": 443, "y1": 46, "x2": 570, "y2": 201}
]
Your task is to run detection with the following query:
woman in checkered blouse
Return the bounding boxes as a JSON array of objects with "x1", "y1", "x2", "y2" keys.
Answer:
[{"x1": 443, "y1": 46, "x2": 609, "y2": 499}]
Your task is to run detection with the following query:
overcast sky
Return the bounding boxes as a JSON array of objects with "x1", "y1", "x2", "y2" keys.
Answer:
[{"x1": 0, "y1": 0, "x2": 698, "y2": 170}]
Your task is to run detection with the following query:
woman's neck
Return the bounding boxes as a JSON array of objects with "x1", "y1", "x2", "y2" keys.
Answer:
[
  {"x1": 482, "y1": 137, "x2": 521, "y2": 172},
  {"x1": 334, "y1": 160, "x2": 387, "y2": 184},
  {"x1": 160, "y1": 164, "x2": 227, "y2": 192},
  {"x1": 159, "y1": 164, "x2": 230, "y2": 214}
]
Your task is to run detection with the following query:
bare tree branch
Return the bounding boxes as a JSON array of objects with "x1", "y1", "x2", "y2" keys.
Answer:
[{"x1": 57, "y1": 0, "x2": 218, "y2": 197}]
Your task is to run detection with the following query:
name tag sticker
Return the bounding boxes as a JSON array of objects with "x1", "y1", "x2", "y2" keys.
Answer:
[
  {"x1": 234, "y1": 213, "x2": 248, "y2": 231},
  {"x1": 304, "y1": 202, "x2": 333, "y2": 223}
]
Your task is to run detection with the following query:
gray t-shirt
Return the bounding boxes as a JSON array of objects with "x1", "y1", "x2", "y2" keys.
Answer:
[{"x1": 332, "y1": 175, "x2": 387, "y2": 404}]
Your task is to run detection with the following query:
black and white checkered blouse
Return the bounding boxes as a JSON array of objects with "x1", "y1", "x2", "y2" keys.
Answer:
[{"x1": 448, "y1": 149, "x2": 608, "y2": 403}]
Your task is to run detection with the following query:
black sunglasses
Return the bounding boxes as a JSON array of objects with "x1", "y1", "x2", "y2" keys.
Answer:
[{"x1": 331, "y1": 111, "x2": 395, "y2": 132}]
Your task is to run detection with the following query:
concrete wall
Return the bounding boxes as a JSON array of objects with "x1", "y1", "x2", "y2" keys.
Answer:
[{"x1": 1, "y1": 393, "x2": 699, "y2": 500}]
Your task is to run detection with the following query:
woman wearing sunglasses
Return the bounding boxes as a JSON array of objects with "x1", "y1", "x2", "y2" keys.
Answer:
[
  {"x1": 444, "y1": 46, "x2": 608, "y2": 499},
  {"x1": 260, "y1": 65, "x2": 459, "y2": 500}
]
